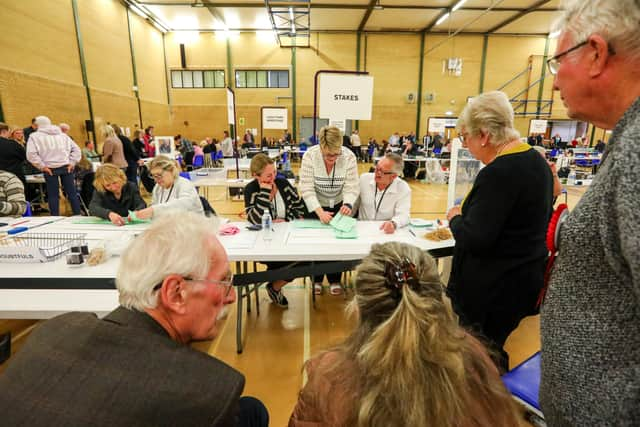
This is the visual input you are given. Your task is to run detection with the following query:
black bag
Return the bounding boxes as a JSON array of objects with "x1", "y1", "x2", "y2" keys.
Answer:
[
  {"x1": 140, "y1": 165, "x2": 156, "y2": 193},
  {"x1": 557, "y1": 166, "x2": 570, "y2": 178}
]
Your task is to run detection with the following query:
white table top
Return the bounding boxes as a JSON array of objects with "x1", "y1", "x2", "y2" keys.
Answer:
[{"x1": 0, "y1": 217, "x2": 453, "y2": 318}]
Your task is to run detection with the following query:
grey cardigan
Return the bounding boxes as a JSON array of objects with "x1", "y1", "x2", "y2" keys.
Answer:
[{"x1": 540, "y1": 96, "x2": 640, "y2": 425}]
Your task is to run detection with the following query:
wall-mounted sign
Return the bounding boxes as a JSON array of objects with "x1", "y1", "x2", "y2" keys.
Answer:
[
  {"x1": 428, "y1": 117, "x2": 457, "y2": 133},
  {"x1": 262, "y1": 107, "x2": 288, "y2": 130},
  {"x1": 529, "y1": 119, "x2": 548, "y2": 134},
  {"x1": 319, "y1": 74, "x2": 373, "y2": 121}
]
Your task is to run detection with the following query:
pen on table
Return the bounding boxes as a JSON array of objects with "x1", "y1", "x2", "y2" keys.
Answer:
[
  {"x1": 10, "y1": 219, "x2": 29, "y2": 227},
  {"x1": 408, "y1": 228, "x2": 416, "y2": 237}
]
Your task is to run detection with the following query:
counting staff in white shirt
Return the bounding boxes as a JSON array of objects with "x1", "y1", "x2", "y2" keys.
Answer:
[{"x1": 357, "y1": 153, "x2": 411, "y2": 234}]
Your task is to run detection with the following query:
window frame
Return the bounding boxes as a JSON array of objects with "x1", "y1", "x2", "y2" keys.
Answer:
[
  {"x1": 235, "y1": 69, "x2": 290, "y2": 89},
  {"x1": 170, "y1": 69, "x2": 226, "y2": 89}
]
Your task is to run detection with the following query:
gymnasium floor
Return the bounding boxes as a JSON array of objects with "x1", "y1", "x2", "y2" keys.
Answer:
[{"x1": 1, "y1": 160, "x2": 588, "y2": 426}]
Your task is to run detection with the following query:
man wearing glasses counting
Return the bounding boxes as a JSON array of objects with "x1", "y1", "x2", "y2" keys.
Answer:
[
  {"x1": 540, "y1": 1, "x2": 640, "y2": 426},
  {"x1": 0, "y1": 213, "x2": 268, "y2": 427},
  {"x1": 357, "y1": 153, "x2": 411, "y2": 234}
]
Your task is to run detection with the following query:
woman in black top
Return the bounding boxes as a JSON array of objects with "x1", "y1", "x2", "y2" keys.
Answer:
[
  {"x1": 89, "y1": 164, "x2": 146, "y2": 226},
  {"x1": 244, "y1": 153, "x2": 306, "y2": 308},
  {"x1": 445, "y1": 91, "x2": 553, "y2": 369}
]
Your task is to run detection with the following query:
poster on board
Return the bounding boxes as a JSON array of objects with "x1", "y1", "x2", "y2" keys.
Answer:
[
  {"x1": 319, "y1": 74, "x2": 374, "y2": 121},
  {"x1": 262, "y1": 108, "x2": 288, "y2": 129},
  {"x1": 529, "y1": 119, "x2": 548, "y2": 134},
  {"x1": 427, "y1": 117, "x2": 457, "y2": 133},
  {"x1": 226, "y1": 88, "x2": 235, "y2": 126}
]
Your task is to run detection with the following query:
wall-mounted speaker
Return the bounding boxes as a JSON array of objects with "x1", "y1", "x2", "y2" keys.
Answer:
[{"x1": 85, "y1": 119, "x2": 94, "y2": 132}]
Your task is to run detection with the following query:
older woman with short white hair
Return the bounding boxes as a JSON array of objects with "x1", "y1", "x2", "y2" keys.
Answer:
[
  {"x1": 445, "y1": 90, "x2": 553, "y2": 369},
  {"x1": 133, "y1": 155, "x2": 203, "y2": 219}
]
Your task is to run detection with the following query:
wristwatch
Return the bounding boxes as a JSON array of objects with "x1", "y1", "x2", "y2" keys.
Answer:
[
  {"x1": 343, "y1": 203, "x2": 353, "y2": 210},
  {"x1": 390, "y1": 220, "x2": 397, "y2": 229}
]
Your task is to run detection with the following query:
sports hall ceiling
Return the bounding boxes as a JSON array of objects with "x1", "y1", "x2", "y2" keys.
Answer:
[{"x1": 133, "y1": 0, "x2": 563, "y2": 36}]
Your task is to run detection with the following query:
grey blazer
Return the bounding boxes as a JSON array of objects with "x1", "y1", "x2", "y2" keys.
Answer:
[{"x1": 0, "y1": 306, "x2": 245, "y2": 426}]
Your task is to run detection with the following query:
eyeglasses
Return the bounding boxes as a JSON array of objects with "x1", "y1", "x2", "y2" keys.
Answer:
[
  {"x1": 546, "y1": 40, "x2": 588, "y2": 75},
  {"x1": 151, "y1": 169, "x2": 167, "y2": 180},
  {"x1": 153, "y1": 274, "x2": 234, "y2": 297},
  {"x1": 374, "y1": 167, "x2": 395, "y2": 176}
]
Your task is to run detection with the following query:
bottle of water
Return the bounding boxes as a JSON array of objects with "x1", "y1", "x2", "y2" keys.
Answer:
[
  {"x1": 568, "y1": 169, "x2": 576, "y2": 185},
  {"x1": 261, "y1": 211, "x2": 273, "y2": 241}
]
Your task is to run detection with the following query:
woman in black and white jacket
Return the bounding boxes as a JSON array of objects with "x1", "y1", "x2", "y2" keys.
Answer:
[
  {"x1": 299, "y1": 125, "x2": 359, "y2": 295},
  {"x1": 244, "y1": 153, "x2": 306, "y2": 308}
]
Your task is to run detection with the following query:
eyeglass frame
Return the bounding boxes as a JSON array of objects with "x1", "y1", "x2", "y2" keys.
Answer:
[
  {"x1": 150, "y1": 167, "x2": 171, "y2": 181},
  {"x1": 546, "y1": 40, "x2": 588, "y2": 75},
  {"x1": 153, "y1": 274, "x2": 234, "y2": 297},
  {"x1": 374, "y1": 166, "x2": 396, "y2": 176},
  {"x1": 546, "y1": 38, "x2": 616, "y2": 75}
]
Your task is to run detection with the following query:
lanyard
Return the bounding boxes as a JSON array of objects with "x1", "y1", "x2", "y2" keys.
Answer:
[
  {"x1": 330, "y1": 165, "x2": 336, "y2": 188},
  {"x1": 162, "y1": 185, "x2": 174, "y2": 203},
  {"x1": 373, "y1": 185, "x2": 389, "y2": 220}
]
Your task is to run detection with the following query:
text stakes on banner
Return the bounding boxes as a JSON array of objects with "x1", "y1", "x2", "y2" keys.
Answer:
[{"x1": 319, "y1": 74, "x2": 373, "y2": 121}]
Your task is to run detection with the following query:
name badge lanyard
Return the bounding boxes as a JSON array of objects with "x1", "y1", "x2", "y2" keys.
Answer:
[
  {"x1": 373, "y1": 186, "x2": 389, "y2": 220},
  {"x1": 163, "y1": 185, "x2": 175, "y2": 203}
]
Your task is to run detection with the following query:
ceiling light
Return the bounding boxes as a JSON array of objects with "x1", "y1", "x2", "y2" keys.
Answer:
[
  {"x1": 435, "y1": 12, "x2": 450, "y2": 26},
  {"x1": 129, "y1": 4, "x2": 148, "y2": 19},
  {"x1": 452, "y1": 0, "x2": 467, "y2": 12},
  {"x1": 548, "y1": 30, "x2": 561, "y2": 39},
  {"x1": 374, "y1": 0, "x2": 383, "y2": 10},
  {"x1": 191, "y1": 0, "x2": 205, "y2": 7}
]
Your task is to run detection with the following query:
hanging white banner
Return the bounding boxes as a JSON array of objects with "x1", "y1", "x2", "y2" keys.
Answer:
[
  {"x1": 319, "y1": 74, "x2": 373, "y2": 120},
  {"x1": 329, "y1": 118, "x2": 346, "y2": 133},
  {"x1": 529, "y1": 119, "x2": 548, "y2": 134},
  {"x1": 262, "y1": 108, "x2": 288, "y2": 130},
  {"x1": 226, "y1": 88, "x2": 235, "y2": 126}
]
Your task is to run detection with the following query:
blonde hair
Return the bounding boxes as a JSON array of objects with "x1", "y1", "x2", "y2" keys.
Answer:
[
  {"x1": 9, "y1": 127, "x2": 25, "y2": 143},
  {"x1": 319, "y1": 242, "x2": 518, "y2": 427},
  {"x1": 249, "y1": 153, "x2": 275, "y2": 176},
  {"x1": 457, "y1": 91, "x2": 520, "y2": 147},
  {"x1": 94, "y1": 163, "x2": 127, "y2": 192},
  {"x1": 319, "y1": 125, "x2": 342, "y2": 154},
  {"x1": 148, "y1": 155, "x2": 179, "y2": 179},
  {"x1": 102, "y1": 124, "x2": 116, "y2": 139}
]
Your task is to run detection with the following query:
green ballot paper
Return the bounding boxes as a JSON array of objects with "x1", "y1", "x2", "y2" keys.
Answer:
[
  {"x1": 291, "y1": 219, "x2": 330, "y2": 229},
  {"x1": 330, "y1": 213, "x2": 357, "y2": 233}
]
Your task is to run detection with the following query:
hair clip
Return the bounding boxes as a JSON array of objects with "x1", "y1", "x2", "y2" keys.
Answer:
[{"x1": 384, "y1": 257, "x2": 419, "y2": 300}]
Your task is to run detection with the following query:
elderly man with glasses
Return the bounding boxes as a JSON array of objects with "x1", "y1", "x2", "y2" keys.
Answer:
[
  {"x1": 0, "y1": 213, "x2": 269, "y2": 427},
  {"x1": 540, "y1": 1, "x2": 640, "y2": 426},
  {"x1": 356, "y1": 153, "x2": 411, "y2": 234}
]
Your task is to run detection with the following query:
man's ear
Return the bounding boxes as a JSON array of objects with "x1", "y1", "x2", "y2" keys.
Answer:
[
  {"x1": 157, "y1": 275, "x2": 188, "y2": 315},
  {"x1": 587, "y1": 34, "x2": 612, "y2": 77}
]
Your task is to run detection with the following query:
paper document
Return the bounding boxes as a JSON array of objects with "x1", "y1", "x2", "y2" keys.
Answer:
[
  {"x1": 330, "y1": 213, "x2": 357, "y2": 232},
  {"x1": 291, "y1": 220, "x2": 330, "y2": 229}
]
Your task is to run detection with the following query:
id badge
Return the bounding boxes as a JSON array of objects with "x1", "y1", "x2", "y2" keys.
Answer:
[{"x1": 329, "y1": 199, "x2": 335, "y2": 209}]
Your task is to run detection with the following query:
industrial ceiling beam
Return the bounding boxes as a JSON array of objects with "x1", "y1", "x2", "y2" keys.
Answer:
[{"x1": 486, "y1": 0, "x2": 551, "y2": 34}]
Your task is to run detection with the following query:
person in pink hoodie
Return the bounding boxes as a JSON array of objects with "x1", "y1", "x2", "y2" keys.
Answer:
[{"x1": 26, "y1": 116, "x2": 82, "y2": 215}]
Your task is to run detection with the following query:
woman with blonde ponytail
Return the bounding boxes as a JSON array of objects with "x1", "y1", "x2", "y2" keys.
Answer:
[{"x1": 289, "y1": 242, "x2": 520, "y2": 427}]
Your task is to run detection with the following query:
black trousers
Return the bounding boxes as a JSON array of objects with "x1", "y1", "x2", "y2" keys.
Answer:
[{"x1": 238, "y1": 396, "x2": 269, "y2": 427}]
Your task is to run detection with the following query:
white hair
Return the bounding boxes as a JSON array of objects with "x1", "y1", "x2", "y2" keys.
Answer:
[
  {"x1": 384, "y1": 153, "x2": 404, "y2": 175},
  {"x1": 456, "y1": 91, "x2": 520, "y2": 146},
  {"x1": 35, "y1": 116, "x2": 51, "y2": 128},
  {"x1": 59, "y1": 123, "x2": 70, "y2": 132},
  {"x1": 553, "y1": 0, "x2": 640, "y2": 62},
  {"x1": 116, "y1": 212, "x2": 220, "y2": 311}
]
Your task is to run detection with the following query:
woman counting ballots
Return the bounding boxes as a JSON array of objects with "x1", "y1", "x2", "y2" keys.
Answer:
[
  {"x1": 445, "y1": 91, "x2": 553, "y2": 369},
  {"x1": 244, "y1": 153, "x2": 306, "y2": 308},
  {"x1": 299, "y1": 126, "x2": 359, "y2": 296},
  {"x1": 89, "y1": 164, "x2": 146, "y2": 226}
]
